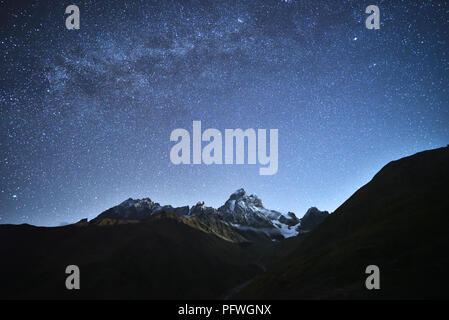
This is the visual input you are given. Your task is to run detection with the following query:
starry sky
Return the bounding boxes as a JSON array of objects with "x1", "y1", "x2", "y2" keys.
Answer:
[{"x1": 1, "y1": 0, "x2": 448, "y2": 226}]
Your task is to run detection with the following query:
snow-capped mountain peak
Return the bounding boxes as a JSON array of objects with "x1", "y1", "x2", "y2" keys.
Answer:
[{"x1": 218, "y1": 189, "x2": 287, "y2": 235}]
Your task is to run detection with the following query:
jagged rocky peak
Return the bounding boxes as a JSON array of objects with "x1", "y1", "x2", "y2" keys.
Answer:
[
  {"x1": 118, "y1": 197, "x2": 158, "y2": 210},
  {"x1": 279, "y1": 212, "x2": 300, "y2": 226},
  {"x1": 194, "y1": 201, "x2": 206, "y2": 208},
  {"x1": 288, "y1": 212, "x2": 298, "y2": 219},
  {"x1": 95, "y1": 196, "x2": 161, "y2": 221},
  {"x1": 303, "y1": 207, "x2": 329, "y2": 219},
  {"x1": 118, "y1": 198, "x2": 135, "y2": 207},
  {"x1": 231, "y1": 188, "x2": 263, "y2": 207},
  {"x1": 218, "y1": 189, "x2": 282, "y2": 229},
  {"x1": 297, "y1": 207, "x2": 329, "y2": 233},
  {"x1": 190, "y1": 201, "x2": 216, "y2": 216},
  {"x1": 229, "y1": 188, "x2": 246, "y2": 200},
  {"x1": 223, "y1": 188, "x2": 266, "y2": 211}
]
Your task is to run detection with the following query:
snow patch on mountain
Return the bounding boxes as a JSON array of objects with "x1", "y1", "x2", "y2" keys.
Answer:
[
  {"x1": 274, "y1": 219, "x2": 300, "y2": 238},
  {"x1": 229, "y1": 200, "x2": 236, "y2": 212}
]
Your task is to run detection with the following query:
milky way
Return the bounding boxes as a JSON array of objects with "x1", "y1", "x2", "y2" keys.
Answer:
[{"x1": 1, "y1": 0, "x2": 448, "y2": 225}]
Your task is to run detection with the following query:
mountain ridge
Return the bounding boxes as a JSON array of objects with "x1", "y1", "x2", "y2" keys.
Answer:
[
  {"x1": 236, "y1": 146, "x2": 449, "y2": 299},
  {"x1": 92, "y1": 187, "x2": 329, "y2": 241}
]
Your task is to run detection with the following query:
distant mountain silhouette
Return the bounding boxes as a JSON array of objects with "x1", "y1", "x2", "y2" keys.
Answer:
[
  {"x1": 236, "y1": 146, "x2": 449, "y2": 299},
  {"x1": 0, "y1": 146, "x2": 448, "y2": 299}
]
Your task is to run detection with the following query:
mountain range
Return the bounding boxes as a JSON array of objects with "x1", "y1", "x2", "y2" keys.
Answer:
[
  {"x1": 91, "y1": 187, "x2": 329, "y2": 241},
  {"x1": 0, "y1": 146, "x2": 448, "y2": 299}
]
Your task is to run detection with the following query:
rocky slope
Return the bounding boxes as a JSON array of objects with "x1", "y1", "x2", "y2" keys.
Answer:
[{"x1": 236, "y1": 146, "x2": 449, "y2": 299}]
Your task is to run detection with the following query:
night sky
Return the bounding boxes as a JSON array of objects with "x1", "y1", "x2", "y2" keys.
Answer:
[{"x1": 1, "y1": 0, "x2": 448, "y2": 226}]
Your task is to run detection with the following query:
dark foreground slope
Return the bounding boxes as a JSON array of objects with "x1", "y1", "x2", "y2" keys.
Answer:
[
  {"x1": 237, "y1": 147, "x2": 449, "y2": 299},
  {"x1": 0, "y1": 212, "x2": 268, "y2": 299}
]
